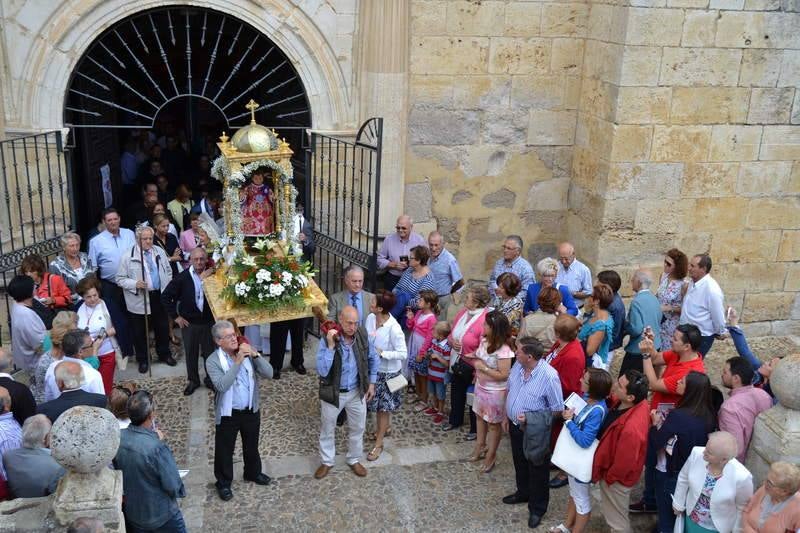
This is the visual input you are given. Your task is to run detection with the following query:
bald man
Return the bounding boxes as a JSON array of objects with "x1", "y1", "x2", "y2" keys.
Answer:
[
  {"x1": 555, "y1": 242, "x2": 593, "y2": 307},
  {"x1": 377, "y1": 214, "x2": 426, "y2": 291},
  {"x1": 36, "y1": 361, "x2": 107, "y2": 423},
  {"x1": 314, "y1": 306, "x2": 379, "y2": 479}
]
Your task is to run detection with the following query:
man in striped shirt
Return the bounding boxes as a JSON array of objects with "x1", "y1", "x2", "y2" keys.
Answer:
[
  {"x1": 0, "y1": 386, "x2": 23, "y2": 481},
  {"x1": 502, "y1": 337, "x2": 564, "y2": 529}
]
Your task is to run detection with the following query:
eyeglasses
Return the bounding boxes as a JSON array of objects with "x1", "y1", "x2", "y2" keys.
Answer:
[
  {"x1": 81, "y1": 344, "x2": 93, "y2": 350},
  {"x1": 395, "y1": 226, "x2": 408, "y2": 230},
  {"x1": 218, "y1": 333, "x2": 237, "y2": 341},
  {"x1": 502, "y1": 245, "x2": 519, "y2": 251}
]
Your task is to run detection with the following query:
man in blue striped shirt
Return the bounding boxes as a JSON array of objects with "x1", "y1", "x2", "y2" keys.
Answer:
[{"x1": 502, "y1": 337, "x2": 563, "y2": 529}]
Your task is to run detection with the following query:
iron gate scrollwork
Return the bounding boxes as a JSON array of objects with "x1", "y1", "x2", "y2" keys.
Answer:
[
  {"x1": 0, "y1": 131, "x2": 74, "y2": 342},
  {"x1": 305, "y1": 118, "x2": 383, "y2": 303}
]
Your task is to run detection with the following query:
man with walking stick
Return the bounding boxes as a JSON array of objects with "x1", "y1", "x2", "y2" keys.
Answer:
[{"x1": 116, "y1": 225, "x2": 176, "y2": 374}]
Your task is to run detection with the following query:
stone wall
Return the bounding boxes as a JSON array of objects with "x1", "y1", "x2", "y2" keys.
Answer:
[
  {"x1": 407, "y1": 0, "x2": 800, "y2": 331},
  {"x1": 577, "y1": 0, "x2": 800, "y2": 334},
  {"x1": 406, "y1": 0, "x2": 583, "y2": 281}
]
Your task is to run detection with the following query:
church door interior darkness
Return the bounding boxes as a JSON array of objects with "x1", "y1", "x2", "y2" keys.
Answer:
[{"x1": 64, "y1": 6, "x2": 311, "y2": 237}]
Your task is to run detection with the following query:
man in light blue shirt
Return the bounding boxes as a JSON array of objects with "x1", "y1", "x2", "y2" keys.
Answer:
[
  {"x1": 314, "y1": 306, "x2": 378, "y2": 479},
  {"x1": 428, "y1": 231, "x2": 464, "y2": 320},
  {"x1": 88, "y1": 208, "x2": 135, "y2": 294},
  {"x1": 555, "y1": 242, "x2": 593, "y2": 308},
  {"x1": 488, "y1": 235, "x2": 536, "y2": 300}
]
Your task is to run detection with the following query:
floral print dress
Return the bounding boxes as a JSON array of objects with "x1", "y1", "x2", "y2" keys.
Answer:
[{"x1": 657, "y1": 273, "x2": 686, "y2": 350}]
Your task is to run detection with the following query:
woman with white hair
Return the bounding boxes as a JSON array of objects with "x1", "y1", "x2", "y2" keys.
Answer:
[
  {"x1": 672, "y1": 431, "x2": 754, "y2": 533},
  {"x1": 524, "y1": 258, "x2": 578, "y2": 317},
  {"x1": 742, "y1": 461, "x2": 800, "y2": 532},
  {"x1": 49, "y1": 232, "x2": 95, "y2": 305}
]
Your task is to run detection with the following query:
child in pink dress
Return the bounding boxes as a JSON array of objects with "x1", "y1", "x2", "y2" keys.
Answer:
[{"x1": 405, "y1": 290, "x2": 439, "y2": 411}]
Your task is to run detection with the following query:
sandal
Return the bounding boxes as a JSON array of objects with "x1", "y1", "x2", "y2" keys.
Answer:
[
  {"x1": 367, "y1": 445, "x2": 384, "y2": 461},
  {"x1": 467, "y1": 447, "x2": 488, "y2": 462},
  {"x1": 549, "y1": 525, "x2": 571, "y2": 533},
  {"x1": 367, "y1": 427, "x2": 392, "y2": 441},
  {"x1": 480, "y1": 460, "x2": 496, "y2": 474}
]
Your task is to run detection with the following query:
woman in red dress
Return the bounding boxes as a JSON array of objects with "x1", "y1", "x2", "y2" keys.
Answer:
[{"x1": 240, "y1": 169, "x2": 275, "y2": 235}]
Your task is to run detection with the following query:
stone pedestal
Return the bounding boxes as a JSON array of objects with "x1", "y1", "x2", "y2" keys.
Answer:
[{"x1": 746, "y1": 354, "x2": 800, "y2": 486}]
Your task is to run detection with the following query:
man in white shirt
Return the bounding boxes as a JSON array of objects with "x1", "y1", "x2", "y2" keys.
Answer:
[
  {"x1": 555, "y1": 242, "x2": 593, "y2": 308},
  {"x1": 43, "y1": 330, "x2": 105, "y2": 401},
  {"x1": 679, "y1": 254, "x2": 726, "y2": 358}
]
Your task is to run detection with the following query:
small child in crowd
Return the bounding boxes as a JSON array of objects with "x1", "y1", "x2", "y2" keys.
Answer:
[
  {"x1": 425, "y1": 321, "x2": 452, "y2": 424},
  {"x1": 406, "y1": 290, "x2": 439, "y2": 410}
]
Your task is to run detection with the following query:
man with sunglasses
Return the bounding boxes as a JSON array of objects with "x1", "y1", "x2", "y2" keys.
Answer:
[{"x1": 377, "y1": 214, "x2": 425, "y2": 291}]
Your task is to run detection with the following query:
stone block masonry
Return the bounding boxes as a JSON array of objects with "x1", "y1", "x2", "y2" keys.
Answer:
[{"x1": 406, "y1": 0, "x2": 800, "y2": 333}]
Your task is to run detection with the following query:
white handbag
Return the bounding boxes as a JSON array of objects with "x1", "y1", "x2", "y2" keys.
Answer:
[
  {"x1": 551, "y1": 404, "x2": 603, "y2": 483},
  {"x1": 386, "y1": 373, "x2": 408, "y2": 393}
]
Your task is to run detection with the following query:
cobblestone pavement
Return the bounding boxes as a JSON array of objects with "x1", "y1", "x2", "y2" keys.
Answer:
[{"x1": 126, "y1": 333, "x2": 796, "y2": 532}]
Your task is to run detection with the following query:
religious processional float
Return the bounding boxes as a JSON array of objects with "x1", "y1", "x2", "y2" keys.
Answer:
[{"x1": 202, "y1": 99, "x2": 328, "y2": 325}]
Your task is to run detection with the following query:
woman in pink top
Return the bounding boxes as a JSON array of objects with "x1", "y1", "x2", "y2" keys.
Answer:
[
  {"x1": 179, "y1": 213, "x2": 202, "y2": 267},
  {"x1": 742, "y1": 462, "x2": 800, "y2": 533},
  {"x1": 443, "y1": 286, "x2": 490, "y2": 436},
  {"x1": 465, "y1": 310, "x2": 514, "y2": 473}
]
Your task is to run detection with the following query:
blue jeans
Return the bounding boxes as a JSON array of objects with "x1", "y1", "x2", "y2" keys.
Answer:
[
  {"x1": 428, "y1": 379, "x2": 446, "y2": 400},
  {"x1": 727, "y1": 326, "x2": 762, "y2": 384},
  {"x1": 654, "y1": 470, "x2": 679, "y2": 533},
  {"x1": 127, "y1": 508, "x2": 187, "y2": 533},
  {"x1": 697, "y1": 335, "x2": 715, "y2": 358}
]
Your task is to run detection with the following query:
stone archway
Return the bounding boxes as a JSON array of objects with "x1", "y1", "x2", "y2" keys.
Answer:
[{"x1": 18, "y1": 0, "x2": 351, "y2": 132}]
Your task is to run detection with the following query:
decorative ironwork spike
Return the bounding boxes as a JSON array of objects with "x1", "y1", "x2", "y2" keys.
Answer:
[
  {"x1": 86, "y1": 56, "x2": 159, "y2": 110},
  {"x1": 213, "y1": 34, "x2": 257, "y2": 101},
  {"x1": 185, "y1": 11, "x2": 192, "y2": 94},
  {"x1": 167, "y1": 11, "x2": 176, "y2": 46},
  {"x1": 264, "y1": 92, "x2": 303, "y2": 109},
  {"x1": 228, "y1": 23, "x2": 242, "y2": 56},
  {"x1": 201, "y1": 12, "x2": 207, "y2": 46},
  {"x1": 98, "y1": 41, "x2": 126, "y2": 69},
  {"x1": 275, "y1": 109, "x2": 309, "y2": 119},
  {"x1": 69, "y1": 88, "x2": 154, "y2": 121},
  {"x1": 76, "y1": 71, "x2": 110, "y2": 91},
  {"x1": 130, "y1": 20, "x2": 149, "y2": 54},
  {"x1": 250, "y1": 46, "x2": 274, "y2": 72},
  {"x1": 267, "y1": 75, "x2": 296, "y2": 94},
  {"x1": 221, "y1": 59, "x2": 287, "y2": 112},
  {"x1": 114, "y1": 29, "x2": 168, "y2": 102},
  {"x1": 148, "y1": 14, "x2": 179, "y2": 96},
  {"x1": 202, "y1": 16, "x2": 225, "y2": 96},
  {"x1": 65, "y1": 106, "x2": 102, "y2": 117}
]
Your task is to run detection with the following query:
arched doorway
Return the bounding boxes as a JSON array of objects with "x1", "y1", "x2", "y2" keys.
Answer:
[{"x1": 64, "y1": 5, "x2": 312, "y2": 235}]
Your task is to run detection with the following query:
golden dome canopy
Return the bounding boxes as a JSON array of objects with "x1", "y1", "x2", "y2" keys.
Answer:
[{"x1": 230, "y1": 99, "x2": 278, "y2": 153}]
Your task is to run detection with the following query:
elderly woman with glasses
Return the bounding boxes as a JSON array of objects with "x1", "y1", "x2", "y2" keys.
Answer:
[
  {"x1": 49, "y1": 232, "x2": 95, "y2": 304},
  {"x1": 742, "y1": 462, "x2": 800, "y2": 533},
  {"x1": 524, "y1": 258, "x2": 578, "y2": 317}
]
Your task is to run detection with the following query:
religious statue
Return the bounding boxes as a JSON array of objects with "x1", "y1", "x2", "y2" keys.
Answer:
[{"x1": 240, "y1": 168, "x2": 275, "y2": 235}]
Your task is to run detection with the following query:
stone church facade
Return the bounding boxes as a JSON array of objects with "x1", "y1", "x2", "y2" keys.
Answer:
[{"x1": 0, "y1": 0, "x2": 798, "y2": 333}]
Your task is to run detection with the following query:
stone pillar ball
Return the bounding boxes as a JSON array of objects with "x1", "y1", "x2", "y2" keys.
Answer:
[{"x1": 50, "y1": 406, "x2": 121, "y2": 474}]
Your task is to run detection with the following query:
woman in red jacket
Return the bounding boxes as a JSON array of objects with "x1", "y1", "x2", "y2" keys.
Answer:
[
  {"x1": 547, "y1": 313, "x2": 586, "y2": 489},
  {"x1": 21, "y1": 253, "x2": 73, "y2": 311},
  {"x1": 590, "y1": 370, "x2": 652, "y2": 533}
]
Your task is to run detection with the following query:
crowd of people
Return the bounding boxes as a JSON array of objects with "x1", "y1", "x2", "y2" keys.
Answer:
[{"x1": 1, "y1": 182, "x2": 798, "y2": 532}]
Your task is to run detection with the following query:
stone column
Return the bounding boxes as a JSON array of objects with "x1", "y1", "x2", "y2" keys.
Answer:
[
  {"x1": 746, "y1": 354, "x2": 800, "y2": 485},
  {"x1": 355, "y1": 0, "x2": 409, "y2": 235}
]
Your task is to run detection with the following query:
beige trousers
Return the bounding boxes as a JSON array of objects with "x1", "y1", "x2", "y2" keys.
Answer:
[{"x1": 599, "y1": 480, "x2": 633, "y2": 533}]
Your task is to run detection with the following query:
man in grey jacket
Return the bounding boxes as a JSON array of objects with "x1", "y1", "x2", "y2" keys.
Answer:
[
  {"x1": 206, "y1": 320, "x2": 274, "y2": 502},
  {"x1": 115, "y1": 225, "x2": 175, "y2": 373},
  {"x1": 3, "y1": 414, "x2": 65, "y2": 498}
]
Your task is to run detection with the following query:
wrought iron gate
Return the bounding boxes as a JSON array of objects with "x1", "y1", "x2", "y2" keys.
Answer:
[
  {"x1": 305, "y1": 117, "x2": 383, "y2": 301},
  {"x1": 0, "y1": 131, "x2": 73, "y2": 342}
]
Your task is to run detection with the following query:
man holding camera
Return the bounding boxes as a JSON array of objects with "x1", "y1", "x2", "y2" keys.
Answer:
[
  {"x1": 206, "y1": 320, "x2": 274, "y2": 501},
  {"x1": 314, "y1": 306, "x2": 378, "y2": 480}
]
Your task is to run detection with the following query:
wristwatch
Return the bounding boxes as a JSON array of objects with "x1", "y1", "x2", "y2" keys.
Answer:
[{"x1": 642, "y1": 352, "x2": 651, "y2": 360}]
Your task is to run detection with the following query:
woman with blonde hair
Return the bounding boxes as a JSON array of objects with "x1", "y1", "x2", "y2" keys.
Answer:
[
  {"x1": 31, "y1": 310, "x2": 78, "y2": 403},
  {"x1": 742, "y1": 462, "x2": 800, "y2": 532},
  {"x1": 524, "y1": 257, "x2": 578, "y2": 316},
  {"x1": 49, "y1": 232, "x2": 95, "y2": 304}
]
